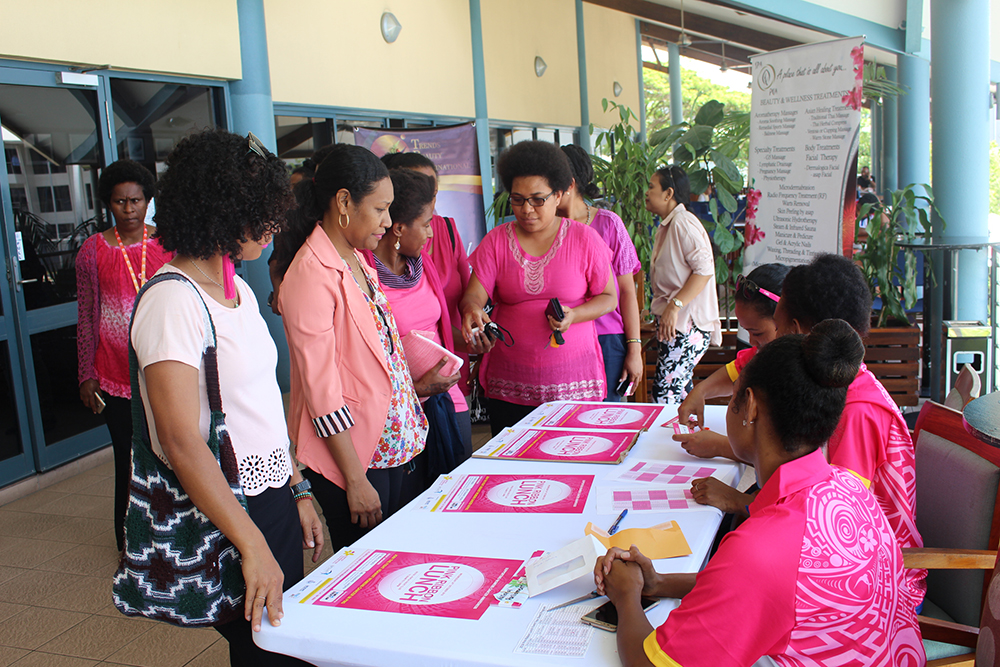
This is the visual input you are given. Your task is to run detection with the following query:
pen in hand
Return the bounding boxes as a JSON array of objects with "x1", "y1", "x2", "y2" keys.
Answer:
[{"x1": 608, "y1": 508, "x2": 628, "y2": 535}]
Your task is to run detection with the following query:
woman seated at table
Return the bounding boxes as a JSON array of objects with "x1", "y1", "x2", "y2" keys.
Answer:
[
  {"x1": 280, "y1": 145, "x2": 447, "y2": 551},
  {"x1": 556, "y1": 144, "x2": 643, "y2": 402},
  {"x1": 673, "y1": 263, "x2": 790, "y2": 462},
  {"x1": 362, "y1": 168, "x2": 464, "y2": 490},
  {"x1": 691, "y1": 253, "x2": 925, "y2": 599},
  {"x1": 645, "y1": 165, "x2": 721, "y2": 404},
  {"x1": 460, "y1": 141, "x2": 616, "y2": 435},
  {"x1": 593, "y1": 319, "x2": 925, "y2": 667}
]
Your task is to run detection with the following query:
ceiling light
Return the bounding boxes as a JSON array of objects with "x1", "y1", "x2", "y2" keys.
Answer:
[
  {"x1": 613, "y1": 81, "x2": 623, "y2": 97},
  {"x1": 535, "y1": 56, "x2": 547, "y2": 77},
  {"x1": 380, "y1": 12, "x2": 402, "y2": 43}
]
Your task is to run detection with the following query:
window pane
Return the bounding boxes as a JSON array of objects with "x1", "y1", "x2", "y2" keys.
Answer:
[
  {"x1": 30, "y1": 325, "x2": 105, "y2": 446},
  {"x1": 10, "y1": 187, "x2": 27, "y2": 213},
  {"x1": 36, "y1": 187, "x2": 54, "y2": 213},
  {"x1": 5, "y1": 148, "x2": 21, "y2": 174},
  {"x1": 0, "y1": 341, "x2": 25, "y2": 462},
  {"x1": 53, "y1": 185, "x2": 72, "y2": 212}
]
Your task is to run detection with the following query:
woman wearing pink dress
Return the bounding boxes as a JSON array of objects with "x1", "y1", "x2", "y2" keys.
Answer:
[
  {"x1": 460, "y1": 141, "x2": 616, "y2": 436},
  {"x1": 76, "y1": 159, "x2": 173, "y2": 551},
  {"x1": 594, "y1": 319, "x2": 924, "y2": 667}
]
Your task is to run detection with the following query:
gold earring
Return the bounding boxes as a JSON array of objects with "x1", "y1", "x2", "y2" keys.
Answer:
[
  {"x1": 339, "y1": 212, "x2": 350, "y2": 229},
  {"x1": 394, "y1": 239, "x2": 401, "y2": 250}
]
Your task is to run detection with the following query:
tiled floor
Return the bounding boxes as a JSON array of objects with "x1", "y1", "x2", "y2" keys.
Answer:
[{"x1": 0, "y1": 424, "x2": 494, "y2": 667}]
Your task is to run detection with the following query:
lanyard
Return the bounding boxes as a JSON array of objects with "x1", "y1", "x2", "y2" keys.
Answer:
[{"x1": 114, "y1": 225, "x2": 148, "y2": 293}]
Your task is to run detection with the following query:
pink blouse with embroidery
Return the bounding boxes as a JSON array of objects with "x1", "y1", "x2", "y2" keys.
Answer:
[
  {"x1": 76, "y1": 231, "x2": 173, "y2": 398},
  {"x1": 470, "y1": 219, "x2": 611, "y2": 406}
]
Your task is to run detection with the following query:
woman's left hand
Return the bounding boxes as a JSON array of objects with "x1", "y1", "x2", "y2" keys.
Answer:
[
  {"x1": 296, "y1": 497, "x2": 325, "y2": 563},
  {"x1": 414, "y1": 357, "x2": 461, "y2": 397},
  {"x1": 657, "y1": 306, "x2": 679, "y2": 341},
  {"x1": 603, "y1": 558, "x2": 645, "y2": 609},
  {"x1": 547, "y1": 305, "x2": 576, "y2": 334}
]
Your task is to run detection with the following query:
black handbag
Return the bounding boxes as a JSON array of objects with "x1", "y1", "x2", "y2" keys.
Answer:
[{"x1": 112, "y1": 272, "x2": 247, "y2": 627}]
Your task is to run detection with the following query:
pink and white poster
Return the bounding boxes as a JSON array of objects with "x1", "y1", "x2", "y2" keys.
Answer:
[
  {"x1": 306, "y1": 550, "x2": 522, "y2": 620},
  {"x1": 474, "y1": 428, "x2": 638, "y2": 464},
  {"x1": 423, "y1": 474, "x2": 594, "y2": 513},
  {"x1": 521, "y1": 401, "x2": 664, "y2": 432}
]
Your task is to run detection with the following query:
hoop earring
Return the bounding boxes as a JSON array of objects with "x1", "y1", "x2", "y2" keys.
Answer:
[{"x1": 339, "y1": 213, "x2": 350, "y2": 229}]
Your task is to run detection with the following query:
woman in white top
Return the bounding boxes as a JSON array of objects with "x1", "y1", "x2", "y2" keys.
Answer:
[
  {"x1": 130, "y1": 129, "x2": 321, "y2": 666},
  {"x1": 645, "y1": 165, "x2": 721, "y2": 404}
]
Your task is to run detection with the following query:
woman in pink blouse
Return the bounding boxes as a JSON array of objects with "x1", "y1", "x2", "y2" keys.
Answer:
[
  {"x1": 76, "y1": 159, "x2": 173, "y2": 551},
  {"x1": 595, "y1": 320, "x2": 924, "y2": 667},
  {"x1": 460, "y1": 141, "x2": 616, "y2": 436},
  {"x1": 645, "y1": 165, "x2": 721, "y2": 404}
]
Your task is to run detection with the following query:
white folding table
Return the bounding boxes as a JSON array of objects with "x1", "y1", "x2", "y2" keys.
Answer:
[{"x1": 257, "y1": 403, "x2": 741, "y2": 666}]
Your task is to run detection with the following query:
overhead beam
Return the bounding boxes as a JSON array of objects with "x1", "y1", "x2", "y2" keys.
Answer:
[
  {"x1": 586, "y1": 0, "x2": 799, "y2": 53},
  {"x1": 643, "y1": 61, "x2": 671, "y2": 75}
]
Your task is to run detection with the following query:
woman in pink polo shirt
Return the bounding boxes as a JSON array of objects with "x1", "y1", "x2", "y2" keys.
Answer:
[
  {"x1": 595, "y1": 319, "x2": 925, "y2": 667},
  {"x1": 279, "y1": 145, "x2": 452, "y2": 551}
]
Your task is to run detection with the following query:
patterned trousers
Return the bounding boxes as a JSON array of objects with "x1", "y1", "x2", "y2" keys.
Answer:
[{"x1": 651, "y1": 325, "x2": 712, "y2": 404}]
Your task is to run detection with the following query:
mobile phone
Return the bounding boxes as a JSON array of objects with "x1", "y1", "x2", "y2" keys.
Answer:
[
  {"x1": 580, "y1": 597, "x2": 660, "y2": 632},
  {"x1": 615, "y1": 378, "x2": 634, "y2": 396},
  {"x1": 545, "y1": 298, "x2": 565, "y2": 346},
  {"x1": 94, "y1": 393, "x2": 106, "y2": 415}
]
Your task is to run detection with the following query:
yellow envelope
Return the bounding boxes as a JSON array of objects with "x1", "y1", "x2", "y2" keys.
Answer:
[{"x1": 585, "y1": 521, "x2": 692, "y2": 559}]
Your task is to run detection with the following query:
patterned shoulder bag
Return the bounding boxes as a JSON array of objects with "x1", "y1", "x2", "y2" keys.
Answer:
[{"x1": 112, "y1": 272, "x2": 247, "y2": 627}]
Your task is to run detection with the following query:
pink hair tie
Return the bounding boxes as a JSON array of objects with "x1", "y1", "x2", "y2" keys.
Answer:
[{"x1": 222, "y1": 255, "x2": 237, "y2": 301}]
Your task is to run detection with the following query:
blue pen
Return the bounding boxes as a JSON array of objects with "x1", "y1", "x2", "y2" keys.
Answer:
[{"x1": 608, "y1": 508, "x2": 628, "y2": 535}]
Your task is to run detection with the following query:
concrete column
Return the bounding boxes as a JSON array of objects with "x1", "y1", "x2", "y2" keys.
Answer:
[
  {"x1": 897, "y1": 54, "x2": 931, "y2": 191},
  {"x1": 668, "y1": 42, "x2": 682, "y2": 125},
  {"x1": 931, "y1": 0, "x2": 991, "y2": 322},
  {"x1": 470, "y1": 0, "x2": 495, "y2": 225},
  {"x1": 869, "y1": 103, "x2": 881, "y2": 191},
  {"x1": 576, "y1": 0, "x2": 591, "y2": 152},
  {"x1": 230, "y1": 0, "x2": 290, "y2": 391},
  {"x1": 881, "y1": 66, "x2": 899, "y2": 194}
]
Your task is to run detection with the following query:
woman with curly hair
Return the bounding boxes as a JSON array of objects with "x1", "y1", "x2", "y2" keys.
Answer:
[
  {"x1": 130, "y1": 129, "x2": 322, "y2": 665},
  {"x1": 556, "y1": 144, "x2": 642, "y2": 402},
  {"x1": 594, "y1": 319, "x2": 924, "y2": 667},
  {"x1": 76, "y1": 159, "x2": 173, "y2": 552},
  {"x1": 278, "y1": 144, "x2": 432, "y2": 552},
  {"x1": 645, "y1": 165, "x2": 721, "y2": 404},
  {"x1": 461, "y1": 141, "x2": 615, "y2": 435}
]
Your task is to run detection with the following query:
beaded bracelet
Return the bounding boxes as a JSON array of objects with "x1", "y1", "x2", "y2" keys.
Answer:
[
  {"x1": 293, "y1": 491, "x2": 314, "y2": 503},
  {"x1": 626, "y1": 338, "x2": 642, "y2": 345}
]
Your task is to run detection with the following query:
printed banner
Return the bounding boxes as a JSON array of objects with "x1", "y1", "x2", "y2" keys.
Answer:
[
  {"x1": 473, "y1": 428, "x2": 638, "y2": 464},
  {"x1": 354, "y1": 123, "x2": 487, "y2": 249},
  {"x1": 298, "y1": 549, "x2": 521, "y2": 620},
  {"x1": 517, "y1": 401, "x2": 664, "y2": 432},
  {"x1": 745, "y1": 36, "x2": 864, "y2": 269},
  {"x1": 417, "y1": 474, "x2": 594, "y2": 513}
]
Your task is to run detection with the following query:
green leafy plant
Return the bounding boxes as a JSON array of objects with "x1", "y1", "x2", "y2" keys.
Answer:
[{"x1": 854, "y1": 183, "x2": 941, "y2": 327}]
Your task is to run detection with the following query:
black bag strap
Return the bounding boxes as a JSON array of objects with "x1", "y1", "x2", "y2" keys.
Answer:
[{"x1": 443, "y1": 216, "x2": 456, "y2": 251}]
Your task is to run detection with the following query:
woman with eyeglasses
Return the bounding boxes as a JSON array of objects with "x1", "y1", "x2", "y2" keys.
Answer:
[
  {"x1": 593, "y1": 319, "x2": 924, "y2": 667},
  {"x1": 460, "y1": 141, "x2": 616, "y2": 435},
  {"x1": 674, "y1": 263, "x2": 790, "y2": 464},
  {"x1": 279, "y1": 144, "x2": 430, "y2": 552},
  {"x1": 645, "y1": 165, "x2": 721, "y2": 404}
]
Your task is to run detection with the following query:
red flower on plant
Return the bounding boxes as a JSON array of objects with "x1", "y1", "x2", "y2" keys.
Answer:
[
  {"x1": 745, "y1": 222, "x2": 765, "y2": 247},
  {"x1": 842, "y1": 85, "x2": 863, "y2": 111}
]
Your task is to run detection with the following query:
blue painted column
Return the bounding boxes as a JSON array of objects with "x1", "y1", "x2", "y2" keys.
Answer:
[
  {"x1": 576, "y1": 0, "x2": 591, "y2": 152},
  {"x1": 668, "y1": 42, "x2": 682, "y2": 125},
  {"x1": 470, "y1": 0, "x2": 495, "y2": 227},
  {"x1": 869, "y1": 103, "x2": 881, "y2": 191},
  {"x1": 230, "y1": 0, "x2": 290, "y2": 391},
  {"x1": 897, "y1": 55, "x2": 931, "y2": 191},
  {"x1": 931, "y1": 0, "x2": 991, "y2": 322},
  {"x1": 881, "y1": 66, "x2": 898, "y2": 194}
]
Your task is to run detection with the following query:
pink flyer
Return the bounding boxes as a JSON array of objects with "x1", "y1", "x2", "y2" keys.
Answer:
[
  {"x1": 474, "y1": 428, "x2": 638, "y2": 464},
  {"x1": 310, "y1": 550, "x2": 522, "y2": 620},
  {"x1": 438, "y1": 474, "x2": 593, "y2": 513},
  {"x1": 525, "y1": 401, "x2": 664, "y2": 431}
]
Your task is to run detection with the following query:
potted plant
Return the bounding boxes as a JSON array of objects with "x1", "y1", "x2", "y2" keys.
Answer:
[{"x1": 854, "y1": 183, "x2": 941, "y2": 406}]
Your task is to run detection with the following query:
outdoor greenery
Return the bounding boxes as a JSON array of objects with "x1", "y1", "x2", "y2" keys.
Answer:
[{"x1": 991, "y1": 141, "x2": 1000, "y2": 216}]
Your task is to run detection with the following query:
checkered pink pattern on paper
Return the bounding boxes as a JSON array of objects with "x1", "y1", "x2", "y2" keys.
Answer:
[
  {"x1": 610, "y1": 488, "x2": 697, "y2": 511},
  {"x1": 615, "y1": 462, "x2": 718, "y2": 485}
]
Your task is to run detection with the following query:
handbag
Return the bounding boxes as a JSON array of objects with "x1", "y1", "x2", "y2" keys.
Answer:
[{"x1": 112, "y1": 272, "x2": 247, "y2": 627}]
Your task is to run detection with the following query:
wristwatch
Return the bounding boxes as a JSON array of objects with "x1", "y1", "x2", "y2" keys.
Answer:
[
  {"x1": 291, "y1": 479, "x2": 312, "y2": 496},
  {"x1": 671, "y1": 297, "x2": 684, "y2": 308}
]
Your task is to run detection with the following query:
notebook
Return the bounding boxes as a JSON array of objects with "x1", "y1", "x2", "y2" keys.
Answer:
[{"x1": 401, "y1": 329, "x2": 463, "y2": 379}]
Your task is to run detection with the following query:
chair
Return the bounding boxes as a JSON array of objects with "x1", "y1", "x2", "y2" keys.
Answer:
[
  {"x1": 912, "y1": 401, "x2": 1000, "y2": 660},
  {"x1": 943, "y1": 364, "x2": 982, "y2": 411},
  {"x1": 903, "y1": 547, "x2": 996, "y2": 666}
]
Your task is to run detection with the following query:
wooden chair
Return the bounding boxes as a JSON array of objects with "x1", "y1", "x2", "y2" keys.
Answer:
[{"x1": 912, "y1": 400, "x2": 1000, "y2": 661}]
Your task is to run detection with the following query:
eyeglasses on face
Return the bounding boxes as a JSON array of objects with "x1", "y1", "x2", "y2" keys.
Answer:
[
  {"x1": 735, "y1": 274, "x2": 780, "y2": 304},
  {"x1": 508, "y1": 191, "x2": 555, "y2": 208}
]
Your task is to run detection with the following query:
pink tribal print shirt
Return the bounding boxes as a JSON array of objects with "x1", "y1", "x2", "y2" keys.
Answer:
[{"x1": 644, "y1": 449, "x2": 924, "y2": 667}]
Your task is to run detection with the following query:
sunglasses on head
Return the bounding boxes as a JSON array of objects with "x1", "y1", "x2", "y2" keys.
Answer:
[
  {"x1": 735, "y1": 274, "x2": 780, "y2": 304},
  {"x1": 247, "y1": 131, "x2": 272, "y2": 160}
]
